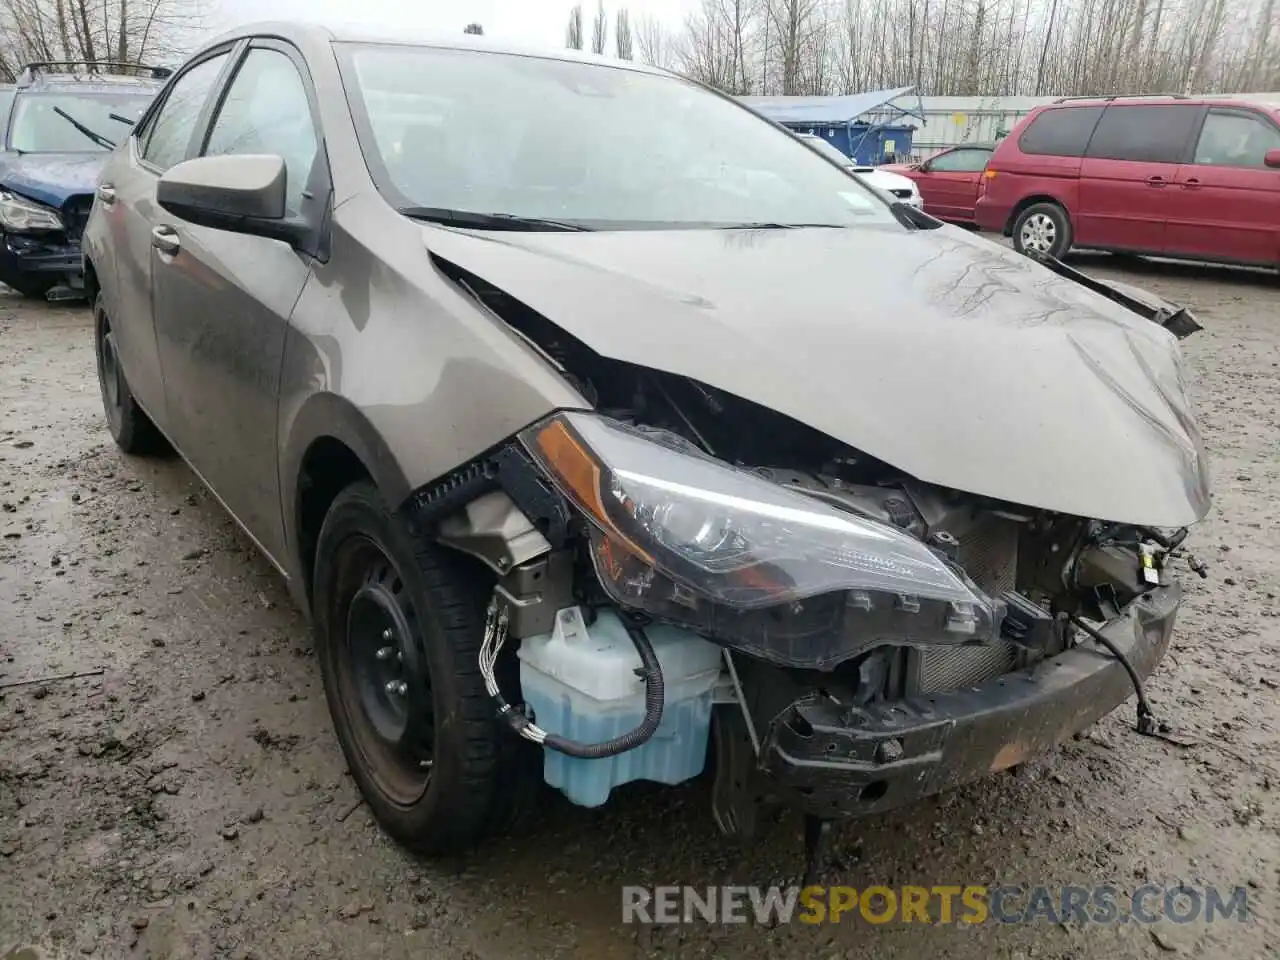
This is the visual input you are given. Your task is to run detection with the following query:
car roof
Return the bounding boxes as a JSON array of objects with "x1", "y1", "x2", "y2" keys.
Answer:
[
  {"x1": 1040, "y1": 95, "x2": 1274, "y2": 111},
  {"x1": 207, "y1": 19, "x2": 673, "y2": 77},
  {"x1": 17, "y1": 72, "x2": 163, "y2": 94}
]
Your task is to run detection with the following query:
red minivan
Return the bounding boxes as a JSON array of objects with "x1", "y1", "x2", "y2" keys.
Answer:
[{"x1": 974, "y1": 96, "x2": 1280, "y2": 267}]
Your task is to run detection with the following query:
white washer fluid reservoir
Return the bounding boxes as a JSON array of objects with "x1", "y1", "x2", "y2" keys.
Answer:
[{"x1": 517, "y1": 606, "x2": 724, "y2": 807}]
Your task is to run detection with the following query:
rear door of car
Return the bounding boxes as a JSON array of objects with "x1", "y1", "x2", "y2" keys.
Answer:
[
  {"x1": 1076, "y1": 102, "x2": 1204, "y2": 253},
  {"x1": 149, "y1": 38, "x2": 326, "y2": 564},
  {"x1": 914, "y1": 148, "x2": 991, "y2": 220},
  {"x1": 1165, "y1": 106, "x2": 1280, "y2": 265},
  {"x1": 98, "y1": 47, "x2": 237, "y2": 429}
]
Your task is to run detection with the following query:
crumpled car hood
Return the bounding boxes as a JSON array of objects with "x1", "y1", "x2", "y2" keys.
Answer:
[
  {"x1": 0, "y1": 152, "x2": 103, "y2": 208},
  {"x1": 422, "y1": 222, "x2": 1210, "y2": 528}
]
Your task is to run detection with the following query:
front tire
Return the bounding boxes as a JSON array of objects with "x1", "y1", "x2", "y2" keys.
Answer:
[
  {"x1": 94, "y1": 293, "x2": 166, "y2": 455},
  {"x1": 1012, "y1": 202, "x2": 1072, "y2": 258},
  {"x1": 312, "y1": 480, "x2": 538, "y2": 854}
]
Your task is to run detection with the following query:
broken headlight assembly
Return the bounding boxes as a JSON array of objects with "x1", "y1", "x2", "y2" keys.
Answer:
[
  {"x1": 519, "y1": 412, "x2": 1005, "y2": 668},
  {"x1": 0, "y1": 190, "x2": 63, "y2": 232}
]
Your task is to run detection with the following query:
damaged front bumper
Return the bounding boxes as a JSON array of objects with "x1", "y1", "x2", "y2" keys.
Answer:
[
  {"x1": 0, "y1": 230, "x2": 84, "y2": 284},
  {"x1": 762, "y1": 583, "x2": 1180, "y2": 818}
]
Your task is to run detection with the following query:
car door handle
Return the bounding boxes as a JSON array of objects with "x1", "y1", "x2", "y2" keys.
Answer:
[
  {"x1": 1181, "y1": 178, "x2": 1201, "y2": 190},
  {"x1": 151, "y1": 225, "x2": 180, "y2": 257},
  {"x1": 1145, "y1": 176, "x2": 1168, "y2": 187},
  {"x1": 96, "y1": 184, "x2": 116, "y2": 206}
]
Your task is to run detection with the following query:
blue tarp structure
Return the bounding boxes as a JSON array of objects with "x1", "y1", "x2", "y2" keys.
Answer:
[{"x1": 739, "y1": 87, "x2": 926, "y2": 165}]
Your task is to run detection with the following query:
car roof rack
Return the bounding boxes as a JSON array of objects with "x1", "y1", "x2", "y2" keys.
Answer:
[
  {"x1": 1053, "y1": 93, "x2": 1189, "y2": 103},
  {"x1": 16, "y1": 60, "x2": 172, "y2": 85}
]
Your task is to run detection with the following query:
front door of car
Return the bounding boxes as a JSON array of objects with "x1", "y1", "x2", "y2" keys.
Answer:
[
  {"x1": 1076, "y1": 104, "x2": 1203, "y2": 254},
  {"x1": 151, "y1": 41, "x2": 323, "y2": 565},
  {"x1": 103, "y1": 49, "x2": 234, "y2": 427},
  {"x1": 1165, "y1": 107, "x2": 1280, "y2": 266},
  {"x1": 915, "y1": 148, "x2": 990, "y2": 219}
]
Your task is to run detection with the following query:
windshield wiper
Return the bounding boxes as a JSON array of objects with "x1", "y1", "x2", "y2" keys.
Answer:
[
  {"x1": 107, "y1": 112, "x2": 136, "y2": 127},
  {"x1": 52, "y1": 106, "x2": 115, "y2": 149},
  {"x1": 399, "y1": 207, "x2": 589, "y2": 232}
]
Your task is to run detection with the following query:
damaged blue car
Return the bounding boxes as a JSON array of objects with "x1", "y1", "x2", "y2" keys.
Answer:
[{"x1": 0, "y1": 61, "x2": 165, "y2": 299}]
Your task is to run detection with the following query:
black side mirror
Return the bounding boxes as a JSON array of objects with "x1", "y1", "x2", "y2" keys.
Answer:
[{"x1": 157, "y1": 154, "x2": 306, "y2": 246}]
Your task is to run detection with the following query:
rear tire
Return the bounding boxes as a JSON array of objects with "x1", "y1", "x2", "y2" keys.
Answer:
[
  {"x1": 1012, "y1": 202, "x2": 1072, "y2": 259},
  {"x1": 312, "y1": 480, "x2": 539, "y2": 855},
  {"x1": 94, "y1": 293, "x2": 167, "y2": 455}
]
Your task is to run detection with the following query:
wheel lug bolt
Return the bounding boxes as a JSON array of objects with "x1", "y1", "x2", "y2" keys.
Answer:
[
  {"x1": 375, "y1": 646, "x2": 395, "y2": 660},
  {"x1": 385, "y1": 679, "x2": 408, "y2": 696},
  {"x1": 381, "y1": 628, "x2": 393, "y2": 641}
]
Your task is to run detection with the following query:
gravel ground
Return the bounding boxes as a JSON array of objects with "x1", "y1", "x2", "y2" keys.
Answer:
[{"x1": 1, "y1": 253, "x2": 1278, "y2": 960}]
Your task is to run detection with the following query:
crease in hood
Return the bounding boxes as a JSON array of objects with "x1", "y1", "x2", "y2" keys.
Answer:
[{"x1": 421, "y1": 221, "x2": 1211, "y2": 528}]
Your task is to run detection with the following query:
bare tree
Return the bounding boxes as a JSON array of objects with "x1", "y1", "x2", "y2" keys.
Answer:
[
  {"x1": 464, "y1": 22, "x2": 483, "y2": 35},
  {"x1": 591, "y1": 0, "x2": 608, "y2": 54},
  {"x1": 616, "y1": 8, "x2": 634, "y2": 59},
  {"x1": 566, "y1": 3, "x2": 583, "y2": 50},
  {"x1": 0, "y1": 0, "x2": 202, "y2": 80},
  {"x1": 619, "y1": 0, "x2": 1280, "y2": 97},
  {"x1": 634, "y1": 12, "x2": 677, "y2": 68}
]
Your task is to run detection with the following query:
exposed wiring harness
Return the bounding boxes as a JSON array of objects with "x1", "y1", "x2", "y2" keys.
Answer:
[
  {"x1": 1068, "y1": 614, "x2": 1158, "y2": 735},
  {"x1": 480, "y1": 598, "x2": 666, "y2": 759}
]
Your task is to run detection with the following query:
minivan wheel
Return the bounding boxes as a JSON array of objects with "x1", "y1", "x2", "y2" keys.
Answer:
[
  {"x1": 312, "y1": 480, "x2": 539, "y2": 854},
  {"x1": 94, "y1": 294, "x2": 166, "y2": 455},
  {"x1": 1013, "y1": 202, "x2": 1072, "y2": 258}
]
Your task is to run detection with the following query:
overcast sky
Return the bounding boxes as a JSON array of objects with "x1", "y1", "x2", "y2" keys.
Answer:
[{"x1": 207, "y1": 0, "x2": 696, "y2": 50}]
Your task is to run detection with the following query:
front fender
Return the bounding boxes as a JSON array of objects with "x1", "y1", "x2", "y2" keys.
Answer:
[{"x1": 277, "y1": 387, "x2": 413, "y2": 584}]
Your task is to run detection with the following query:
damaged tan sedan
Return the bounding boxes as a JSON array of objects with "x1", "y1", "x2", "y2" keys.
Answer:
[{"x1": 84, "y1": 22, "x2": 1211, "y2": 879}]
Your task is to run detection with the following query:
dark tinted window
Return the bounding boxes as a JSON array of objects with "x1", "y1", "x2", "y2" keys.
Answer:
[
  {"x1": 1018, "y1": 106, "x2": 1103, "y2": 157},
  {"x1": 1085, "y1": 104, "x2": 1202, "y2": 163},
  {"x1": 1193, "y1": 109, "x2": 1280, "y2": 168},
  {"x1": 143, "y1": 53, "x2": 229, "y2": 171}
]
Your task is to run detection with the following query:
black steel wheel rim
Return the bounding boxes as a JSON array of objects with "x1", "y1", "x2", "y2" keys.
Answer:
[{"x1": 335, "y1": 537, "x2": 435, "y2": 806}]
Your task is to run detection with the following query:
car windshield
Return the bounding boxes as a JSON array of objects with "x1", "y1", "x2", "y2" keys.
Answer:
[
  {"x1": 8, "y1": 91, "x2": 154, "y2": 153},
  {"x1": 800, "y1": 135, "x2": 855, "y2": 169},
  {"x1": 337, "y1": 43, "x2": 897, "y2": 230}
]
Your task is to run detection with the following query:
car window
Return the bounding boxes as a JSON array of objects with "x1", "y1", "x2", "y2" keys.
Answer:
[
  {"x1": 336, "y1": 44, "x2": 898, "y2": 230},
  {"x1": 1017, "y1": 106, "x2": 1104, "y2": 157},
  {"x1": 928, "y1": 149, "x2": 990, "y2": 172},
  {"x1": 1085, "y1": 104, "x2": 1202, "y2": 163},
  {"x1": 0, "y1": 89, "x2": 14, "y2": 141},
  {"x1": 1193, "y1": 109, "x2": 1280, "y2": 168},
  {"x1": 144, "y1": 53, "x2": 229, "y2": 171},
  {"x1": 9, "y1": 91, "x2": 154, "y2": 153},
  {"x1": 203, "y1": 48, "x2": 318, "y2": 216}
]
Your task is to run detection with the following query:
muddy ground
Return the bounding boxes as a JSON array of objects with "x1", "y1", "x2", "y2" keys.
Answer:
[{"x1": 1, "y1": 253, "x2": 1278, "y2": 960}]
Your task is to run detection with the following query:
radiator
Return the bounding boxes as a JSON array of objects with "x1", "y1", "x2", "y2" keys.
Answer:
[{"x1": 914, "y1": 515, "x2": 1019, "y2": 695}]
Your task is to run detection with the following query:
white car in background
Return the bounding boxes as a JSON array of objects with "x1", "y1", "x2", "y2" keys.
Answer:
[{"x1": 797, "y1": 133, "x2": 923, "y2": 210}]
